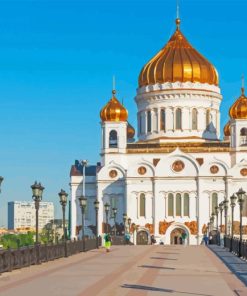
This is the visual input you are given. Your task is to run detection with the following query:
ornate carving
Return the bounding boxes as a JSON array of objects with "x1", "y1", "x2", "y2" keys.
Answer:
[
  {"x1": 109, "y1": 169, "x2": 118, "y2": 178},
  {"x1": 138, "y1": 166, "x2": 147, "y2": 175},
  {"x1": 153, "y1": 158, "x2": 160, "y2": 167},
  {"x1": 172, "y1": 160, "x2": 185, "y2": 172},
  {"x1": 202, "y1": 224, "x2": 207, "y2": 234},
  {"x1": 159, "y1": 220, "x2": 173, "y2": 234},
  {"x1": 210, "y1": 165, "x2": 219, "y2": 174},
  {"x1": 240, "y1": 168, "x2": 247, "y2": 176},
  {"x1": 145, "y1": 223, "x2": 154, "y2": 234},
  {"x1": 184, "y1": 221, "x2": 198, "y2": 235},
  {"x1": 196, "y1": 158, "x2": 204, "y2": 166}
]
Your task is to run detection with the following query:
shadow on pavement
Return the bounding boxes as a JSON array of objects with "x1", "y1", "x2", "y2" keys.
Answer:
[
  {"x1": 121, "y1": 284, "x2": 213, "y2": 296},
  {"x1": 139, "y1": 265, "x2": 175, "y2": 270},
  {"x1": 150, "y1": 257, "x2": 177, "y2": 260},
  {"x1": 156, "y1": 252, "x2": 180, "y2": 255}
]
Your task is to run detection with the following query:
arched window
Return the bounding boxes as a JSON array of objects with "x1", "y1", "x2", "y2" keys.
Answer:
[
  {"x1": 176, "y1": 193, "x2": 182, "y2": 216},
  {"x1": 160, "y1": 109, "x2": 166, "y2": 131},
  {"x1": 147, "y1": 111, "x2": 152, "y2": 132},
  {"x1": 109, "y1": 130, "x2": 118, "y2": 148},
  {"x1": 138, "y1": 113, "x2": 142, "y2": 135},
  {"x1": 192, "y1": 108, "x2": 197, "y2": 130},
  {"x1": 240, "y1": 127, "x2": 247, "y2": 136},
  {"x1": 183, "y1": 193, "x2": 189, "y2": 216},
  {"x1": 140, "y1": 193, "x2": 145, "y2": 217},
  {"x1": 206, "y1": 109, "x2": 211, "y2": 127},
  {"x1": 168, "y1": 193, "x2": 174, "y2": 216},
  {"x1": 212, "y1": 193, "x2": 218, "y2": 214},
  {"x1": 175, "y1": 108, "x2": 182, "y2": 130}
]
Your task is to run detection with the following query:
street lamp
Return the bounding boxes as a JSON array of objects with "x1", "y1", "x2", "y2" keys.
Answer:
[
  {"x1": 230, "y1": 194, "x2": 237, "y2": 252},
  {"x1": 31, "y1": 181, "x2": 45, "y2": 244},
  {"x1": 223, "y1": 199, "x2": 229, "y2": 236},
  {"x1": 236, "y1": 188, "x2": 246, "y2": 257},
  {"x1": 104, "y1": 203, "x2": 110, "y2": 233},
  {"x1": 127, "y1": 218, "x2": 131, "y2": 233},
  {"x1": 215, "y1": 206, "x2": 219, "y2": 245},
  {"x1": 123, "y1": 213, "x2": 127, "y2": 235},
  {"x1": 59, "y1": 189, "x2": 68, "y2": 257},
  {"x1": 31, "y1": 181, "x2": 44, "y2": 265},
  {"x1": 219, "y1": 202, "x2": 224, "y2": 232},
  {"x1": 79, "y1": 196, "x2": 87, "y2": 252},
  {"x1": 94, "y1": 200, "x2": 100, "y2": 249},
  {"x1": 112, "y1": 207, "x2": 117, "y2": 236}
]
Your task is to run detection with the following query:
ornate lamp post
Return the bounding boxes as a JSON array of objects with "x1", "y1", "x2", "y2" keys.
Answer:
[
  {"x1": 94, "y1": 200, "x2": 100, "y2": 248},
  {"x1": 112, "y1": 207, "x2": 117, "y2": 236},
  {"x1": 128, "y1": 218, "x2": 131, "y2": 233},
  {"x1": 230, "y1": 194, "x2": 237, "y2": 252},
  {"x1": 215, "y1": 206, "x2": 219, "y2": 245},
  {"x1": 219, "y1": 202, "x2": 224, "y2": 232},
  {"x1": 31, "y1": 181, "x2": 44, "y2": 265},
  {"x1": 104, "y1": 203, "x2": 110, "y2": 233},
  {"x1": 223, "y1": 199, "x2": 229, "y2": 236},
  {"x1": 123, "y1": 213, "x2": 127, "y2": 235},
  {"x1": 236, "y1": 188, "x2": 246, "y2": 257},
  {"x1": 79, "y1": 196, "x2": 87, "y2": 252},
  {"x1": 59, "y1": 189, "x2": 68, "y2": 257},
  {"x1": 31, "y1": 181, "x2": 45, "y2": 244}
]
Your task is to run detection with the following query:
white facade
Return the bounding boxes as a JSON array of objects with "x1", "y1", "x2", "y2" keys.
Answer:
[
  {"x1": 8, "y1": 201, "x2": 54, "y2": 230},
  {"x1": 70, "y1": 19, "x2": 247, "y2": 245}
]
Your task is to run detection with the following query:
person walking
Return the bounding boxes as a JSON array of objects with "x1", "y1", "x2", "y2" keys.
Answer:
[{"x1": 104, "y1": 233, "x2": 111, "y2": 252}]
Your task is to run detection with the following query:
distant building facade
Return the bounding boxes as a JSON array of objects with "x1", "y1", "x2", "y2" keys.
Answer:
[{"x1": 8, "y1": 201, "x2": 54, "y2": 230}]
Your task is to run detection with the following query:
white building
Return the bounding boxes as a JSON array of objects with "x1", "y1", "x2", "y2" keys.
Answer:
[
  {"x1": 70, "y1": 16, "x2": 247, "y2": 245},
  {"x1": 8, "y1": 201, "x2": 54, "y2": 230}
]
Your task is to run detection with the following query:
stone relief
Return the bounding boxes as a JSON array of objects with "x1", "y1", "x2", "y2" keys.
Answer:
[
  {"x1": 184, "y1": 221, "x2": 198, "y2": 235},
  {"x1": 172, "y1": 160, "x2": 185, "y2": 172},
  {"x1": 159, "y1": 220, "x2": 174, "y2": 235},
  {"x1": 145, "y1": 223, "x2": 154, "y2": 234},
  {"x1": 109, "y1": 169, "x2": 118, "y2": 178}
]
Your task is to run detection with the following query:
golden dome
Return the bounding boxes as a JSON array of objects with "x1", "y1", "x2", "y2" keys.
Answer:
[
  {"x1": 229, "y1": 87, "x2": 247, "y2": 119},
  {"x1": 100, "y1": 90, "x2": 128, "y2": 122},
  {"x1": 138, "y1": 18, "x2": 219, "y2": 87},
  {"x1": 223, "y1": 121, "x2": 230, "y2": 137},
  {"x1": 127, "y1": 122, "x2": 135, "y2": 139}
]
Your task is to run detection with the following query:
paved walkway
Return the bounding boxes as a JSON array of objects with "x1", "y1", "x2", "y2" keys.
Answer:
[
  {"x1": 209, "y1": 245, "x2": 247, "y2": 286},
  {"x1": 0, "y1": 245, "x2": 246, "y2": 296}
]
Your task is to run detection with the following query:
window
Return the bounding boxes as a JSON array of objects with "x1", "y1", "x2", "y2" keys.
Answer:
[
  {"x1": 109, "y1": 130, "x2": 118, "y2": 148},
  {"x1": 176, "y1": 193, "x2": 182, "y2": 216},
  {"x1": 212, "y1": 193, "x2": 218, "y2": 214},
  {"x1": 175, "y1": 108, "x2": 182, "y2": 130},
  {"x1": 192, "y1": 108, "x2": 197, "y2": 130},
  {"x1": 160, "y1": 109, "x2": 166, "y2": 131},
  {"x1": 147, "y1": 111, "x2": 152, "y2": 132},
  {"x1": 240, "y1": 127, "x2": 247, "y2": 145},
  {"x1": 206, "y1": 109, "x2": 211, "y2": 126},
  {"x1": 183, "y1": 193, "x2": 189, "y2": 216},
  {"x1": 138, "y1": 113, "x2": 142, "y2": 135},
  {"x1": 110, "y1": 196, "x2": 117, "y2": 218},
  {"x1": 168, "y1": 193, "x2": 174, "y2": 216},
  {"x1": 140, "y1": 193, "x2": 145, "y2": 217}
]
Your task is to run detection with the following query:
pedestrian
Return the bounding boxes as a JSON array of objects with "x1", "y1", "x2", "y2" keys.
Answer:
[
  {"x1": 104, "y1": 233, "x2": 111, "y2": 252},
  {"x1": 124, "y1": 233, "x2": 130, "y2": 245}
]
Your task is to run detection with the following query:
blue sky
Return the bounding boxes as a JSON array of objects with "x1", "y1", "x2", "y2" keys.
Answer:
[{"x1": 0, "y1": 0, "x2": 246, "y2": 226}]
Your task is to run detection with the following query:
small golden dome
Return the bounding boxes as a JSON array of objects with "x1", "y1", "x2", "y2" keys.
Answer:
[
  {"x1": 100, "y1": 90, "x2": 128, "y2": 122},
  {"x1": 127, "y1": 122, "x2": 135, "y2": 139},
  {"x1": 223, "y1": 121, "x2": 230, "y2": 137},
  {"x1": 139, "y1": 18, "x2": 219, "y2": 87},
  {"x1": 229, "y1": 87, "x2": 247, "y2": 119}
]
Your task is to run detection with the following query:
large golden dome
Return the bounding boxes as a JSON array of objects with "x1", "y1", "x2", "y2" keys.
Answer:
[
  {"x1": 229, "y1": 87, "x2": 247, "y2": 119},
  {"x1": 100, "y1": 90, "x2": 128, "y2": 122},
  {"x1": 138, "y1": 18, "x2": 219, "y2": 87},
  {"x1": 127, "y1": 122, "x2": 135, "y2": 139}
]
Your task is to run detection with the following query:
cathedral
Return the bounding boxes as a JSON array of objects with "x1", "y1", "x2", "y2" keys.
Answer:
[{"x1": 70, "y1": 16, "x2": 247, "y2": 245}]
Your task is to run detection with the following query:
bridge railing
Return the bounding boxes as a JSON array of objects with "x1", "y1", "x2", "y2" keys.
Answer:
[
  {"x1": 0, "y1": 237, "x2": 100, "y2": 273},
  {"x1": 224, "y1": 235, "x2": 247, "y2": 260}
]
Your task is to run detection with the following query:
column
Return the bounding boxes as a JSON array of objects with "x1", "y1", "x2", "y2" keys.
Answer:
[
  {"x1": 157, "y1": 108, "x2": 161, "y2": 133},
  {"x1": 152, "y1": 178, "x2": 159, "y2": 235}
]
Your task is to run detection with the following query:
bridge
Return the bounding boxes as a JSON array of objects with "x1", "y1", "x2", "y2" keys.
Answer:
[{"x1": 0, "y1": 245, "x2": 246, "y2": 296}]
